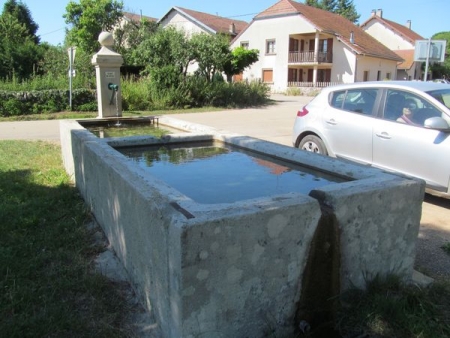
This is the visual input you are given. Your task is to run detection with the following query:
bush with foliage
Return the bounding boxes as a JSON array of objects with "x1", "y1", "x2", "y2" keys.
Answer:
[{"x1": 0, "y1": 88, "x2": 96, "y2": 116}]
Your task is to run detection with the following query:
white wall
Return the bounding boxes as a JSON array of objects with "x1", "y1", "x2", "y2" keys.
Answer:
[
  {"x1": 159, "y1": 11, "x2": 209, "y2": 37},
  {"x1": 363, "y1": 21, "x2": 414, "y2": 50},
  {"x1": 355, "y1": 55, "x2": 398, "y2": 81},
  {"x1": 332, "y1": 43, "x2": 357, "y2": 83}
]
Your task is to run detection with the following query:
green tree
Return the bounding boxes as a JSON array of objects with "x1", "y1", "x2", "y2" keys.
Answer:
[
  {"x1": 223, "y1": 46, "x2": 259, "y2": 82},
  {"x1": 305, "y1": 0, "x2": 321, "y2": 7},
  {"x1": 114, "y1": 17, "x2": 158, "y2": 66},
  {"x1": 2, "y1": 0, "x2": 39, "y2": 43},
  {"x1": 335, "y1": 0, "x2": 360, "y2": 23},
  {"x1": 305, "y1": 0, "x2": 360, "y2": 23},
  {"x1": 320, "y1": 0, "x2": 338, "y2": 11},
  {"x1": 190, "y1": 33, "x2": 230, "y2": 82},
  {"x1": 64, "y1": 0, "x2": 123, "y2": 55},
  {"x1": 429, "y1": 32, "x2": 450, "y2": 79},
  {"x1": 131, "y1": 27, "x2": 193, "y2": 90},
  {"x1": 0, "y1": 7, "x2": 42, "y2": 79}
]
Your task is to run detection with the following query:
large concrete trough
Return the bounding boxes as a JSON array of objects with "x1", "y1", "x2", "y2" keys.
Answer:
[{"x1": 60, "y1": 117, "x2": 424, "y2": 337}]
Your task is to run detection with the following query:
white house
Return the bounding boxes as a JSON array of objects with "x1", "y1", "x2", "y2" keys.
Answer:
[
  {"x1": 230, "y1": 0, "x2": 403, "y2": 92},
  {"x1": 360, "y1": 9, "x2": 424, "y2": 81},
  {"x1": 158, "y1": 7, "x2": 247, "y2": 39}
]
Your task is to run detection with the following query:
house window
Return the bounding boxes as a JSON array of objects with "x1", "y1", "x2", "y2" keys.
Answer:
[
  {"x1": 262, "y1": 69, "x2": 273, "y2": 83},
  {"x1": 241, "y1": 41, "x2": 249, "y2": 49},
  {"x1": 289, "y1": 38, "x2": 299, "y2": 52},
  {"x1": 288, "y1": 68, "x2": 298, "y2": 82},
  {"x1": 317, "y1": 69, "x2": 331, "y2": 82},
  {"x1": 319, "y1": 39, "x2": 328, "y2": 52},
  {"x1": 266, "y1": 39, "x2": 276, "y2": 54},
  {"x1": 363, "y1": 71, "x2": 369, "y2": 82}
]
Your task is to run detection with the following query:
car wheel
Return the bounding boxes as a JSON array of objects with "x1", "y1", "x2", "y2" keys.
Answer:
[{"x1": 299, "y1": 135, "x2": 328, "y2": 155}]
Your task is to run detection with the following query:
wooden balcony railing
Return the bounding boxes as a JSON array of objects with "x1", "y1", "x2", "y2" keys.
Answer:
[{"x1": 288, "y1": 51, "x2": 333, "y2": 63}]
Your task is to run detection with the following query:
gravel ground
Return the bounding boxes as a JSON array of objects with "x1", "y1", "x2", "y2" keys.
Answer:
[{"x1": 415, "y1": 194, "x2": 450, "y2": 282}]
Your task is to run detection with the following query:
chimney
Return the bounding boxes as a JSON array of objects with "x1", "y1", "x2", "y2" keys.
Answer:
[
  {"x1": 376, "y1": 9, "x2": 383, "y2": 18},
  {"x1": 371, "y1": 9, "x2": 376, "y2": 16},
  {"x1": 406, "y1": 20, "x2": 411, "y2": 29},
  {"x1": 350, "y1": 31, "x2": 355, "y2": 44},
  {"x1": 229, "y1": 22, "x2": 236, "y2": 35}
]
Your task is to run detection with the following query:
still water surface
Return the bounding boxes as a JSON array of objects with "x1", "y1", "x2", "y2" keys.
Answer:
[{"x1": 118, "y1": 141, "x2": 345, "y2": 204}]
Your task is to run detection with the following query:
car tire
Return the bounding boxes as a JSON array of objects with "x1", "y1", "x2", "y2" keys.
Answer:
[{"x1": 299, "y1": 135, "x2": 328, "y2": 155}]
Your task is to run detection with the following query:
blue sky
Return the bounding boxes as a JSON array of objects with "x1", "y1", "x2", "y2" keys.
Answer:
[{"x1": 2, "y1": 0, "x2": 449, "y2": 45}]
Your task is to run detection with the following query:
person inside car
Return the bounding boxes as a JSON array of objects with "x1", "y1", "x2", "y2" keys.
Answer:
[{"x1": 397, "y1": 98, "x2": 419, "y2": 125}]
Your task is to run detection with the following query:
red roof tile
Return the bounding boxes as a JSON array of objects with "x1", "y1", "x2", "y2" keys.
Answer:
[
  {"x1": 252, "y1": 0, "x2": 403, "y2": 62},
  {"x1": 394, "y1": 49, "x2": 416, "y2": 70},
  {"x1": 123, "y1": 11, "x2": 157, "y2": 23}
]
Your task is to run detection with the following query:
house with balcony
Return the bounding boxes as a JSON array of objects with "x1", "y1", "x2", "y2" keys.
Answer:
[
  {"x1": 360, "y1": 9, "x2": 425, "y2": 81},
  {"x1": 230, "y1": 0, "x2": 403, "y2": 92}
]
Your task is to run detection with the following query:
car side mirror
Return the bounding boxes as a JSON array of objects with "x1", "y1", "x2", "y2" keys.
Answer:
[{"x1": 424, "y1": 116, "x2": 450, "y2": 131}]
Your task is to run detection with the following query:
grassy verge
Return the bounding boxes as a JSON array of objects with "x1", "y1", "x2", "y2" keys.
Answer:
[
  {"x1": 336, "y1": 275, "x2": 450, "y2": 338},
  {"x1": 1, "y1": 141, "x2": 449, "y2": 338},
  {"x1": 0, "y1": 141, "x2": 132, "y2": 337}
]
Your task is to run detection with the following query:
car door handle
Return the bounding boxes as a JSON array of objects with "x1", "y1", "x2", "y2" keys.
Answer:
[
  {"x1": 375, "y1": 132, "x2": 391, "y2": 139},
  {"x1": 326, "y1": 119, "x2": 337, "y2": 125}
]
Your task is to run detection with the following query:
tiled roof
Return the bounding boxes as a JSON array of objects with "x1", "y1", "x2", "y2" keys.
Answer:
[
  {"x1": 394, "y1": 49, "x2": 415, "y2": 70},
  {"x1": 161, "y1": 7, "x2": 248, "y2": 36},
  {"x1": 252, "y1": 0, "x2": 403, "y2": 62},
  {"x1": 360, "y1": 16, "x2": 424, "y2": 45},
  {"x1": 123, "y1": 11, "x2": 157, "y2": 23}
]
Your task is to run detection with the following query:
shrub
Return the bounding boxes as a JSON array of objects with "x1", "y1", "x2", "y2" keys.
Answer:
[
  {"x1": 0, "y1": 75, "x2": 269, "y2": 116},
  {"x1": 1, "y1": 98, "x2": 27, "y2": 116}
]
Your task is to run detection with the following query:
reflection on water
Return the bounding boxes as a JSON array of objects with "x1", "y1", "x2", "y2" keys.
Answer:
[
  {"x1": 86, "y1": 123, "x2": 174, "y2": 138},
  {"x1": 118, "y1": 141, "x2": 345, "y2": 204}
]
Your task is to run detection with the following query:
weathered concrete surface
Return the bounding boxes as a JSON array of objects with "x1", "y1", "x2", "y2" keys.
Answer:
[
  {"x1": 60, "y1": 118, "x2": 425, "y2": 337},
  {"x1": 311, "y1": 177, "x2": 424, "y2": 290}
]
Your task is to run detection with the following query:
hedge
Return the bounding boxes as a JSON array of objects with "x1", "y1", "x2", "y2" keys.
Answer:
[{"x1": 0, "y1": 89, "x2": 97, "y2": 117}]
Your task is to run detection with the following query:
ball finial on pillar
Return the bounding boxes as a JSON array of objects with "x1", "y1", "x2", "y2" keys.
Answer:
[{"x1": 98, "y1": 31, "x2": 114, "y2": 47}]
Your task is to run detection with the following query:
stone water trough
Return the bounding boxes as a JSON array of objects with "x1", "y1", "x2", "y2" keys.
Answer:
[{"x1": 60, "y1": 116, "x2": 424, "y2": 337}]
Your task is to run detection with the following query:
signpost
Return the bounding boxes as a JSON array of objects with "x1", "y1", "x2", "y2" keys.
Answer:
[
  {"x1": 414, "y1": 39, "x2": 447, "y2": 81},
  {"x1": 68, "y1": 47, "x2": 77, "y2": 110}
]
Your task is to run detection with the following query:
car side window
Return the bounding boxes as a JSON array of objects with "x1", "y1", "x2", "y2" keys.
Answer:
[
  {"x1": 330, "y1": 89, "x2": 377, "y2": 115},
  {"x1": 385, "y1": 90, "x2": 442, "y2": 126}
]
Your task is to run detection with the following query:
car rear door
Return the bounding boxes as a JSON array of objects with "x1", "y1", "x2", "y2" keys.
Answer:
[{"x1": 322, "y1": 88, "x2": 379, "y2": 164}]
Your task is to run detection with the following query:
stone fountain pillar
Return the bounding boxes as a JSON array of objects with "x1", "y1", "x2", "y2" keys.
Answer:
[{"x1": 91, "y1": 31, "x2": 124, "y2": 118}]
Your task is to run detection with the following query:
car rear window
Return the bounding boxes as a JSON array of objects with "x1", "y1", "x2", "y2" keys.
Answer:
[{"x1": 330, "y1": 89, "x2": 377, "y2": 115}]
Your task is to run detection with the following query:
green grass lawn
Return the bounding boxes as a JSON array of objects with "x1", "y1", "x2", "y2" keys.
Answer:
[
  {"x1": 0, "y1": 141, "x2": 132, "y2": 337},
  {"x1": 1, "y1": 140, "x2": 449, "y2": 338}
]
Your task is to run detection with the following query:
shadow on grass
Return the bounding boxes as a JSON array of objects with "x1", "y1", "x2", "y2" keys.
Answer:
[{"x1": 0, "y1": 168, "x2": 131, "y2": 337}]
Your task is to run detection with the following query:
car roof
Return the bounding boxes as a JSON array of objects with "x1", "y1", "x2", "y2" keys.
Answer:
[{"x1": 323, "y1": 81, "x2": 450, "y2": 92}]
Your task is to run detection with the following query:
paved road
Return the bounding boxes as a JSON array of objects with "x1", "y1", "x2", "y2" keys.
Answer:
[{"x1": 0, "y1": 94, "x2": 449, "y2": 280}]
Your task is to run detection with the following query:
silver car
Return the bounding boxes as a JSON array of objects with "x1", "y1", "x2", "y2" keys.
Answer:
[{"x1": 292, "y1": 81, "x2": 450, "y2": 197}]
